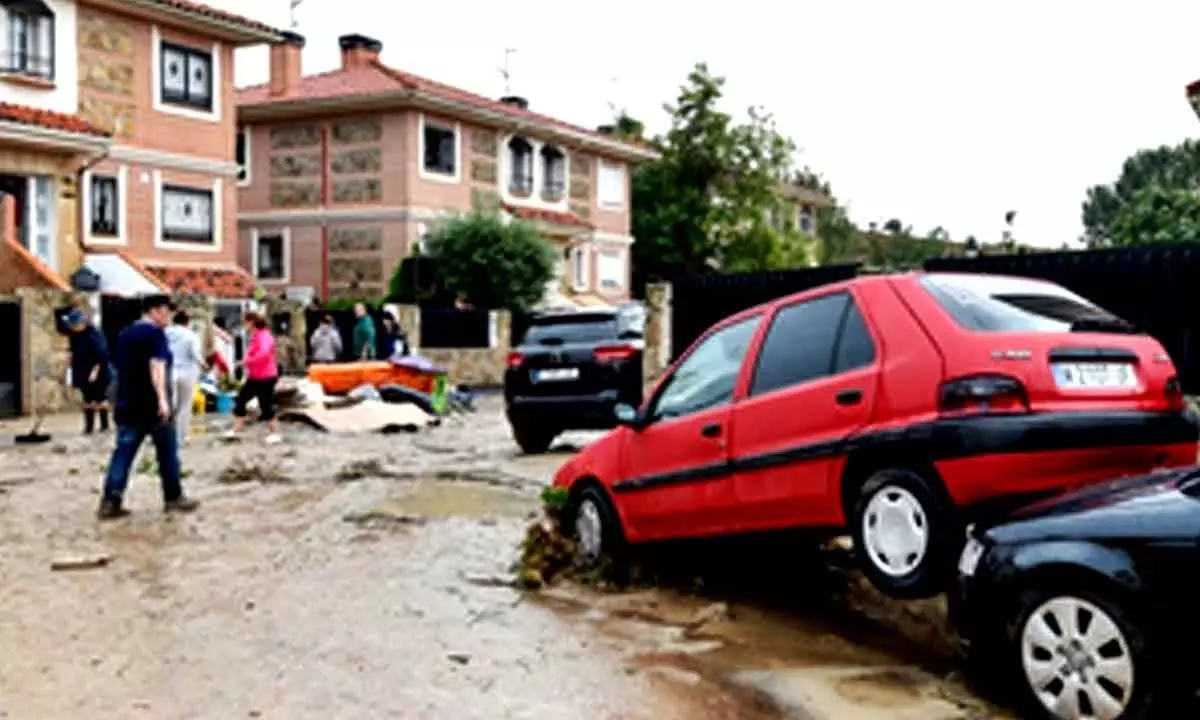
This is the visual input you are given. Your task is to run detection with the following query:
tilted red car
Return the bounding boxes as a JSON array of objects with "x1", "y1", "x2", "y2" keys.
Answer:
[{"x1": 552, "y1": 272, "x2": 1200, "y2": 598}]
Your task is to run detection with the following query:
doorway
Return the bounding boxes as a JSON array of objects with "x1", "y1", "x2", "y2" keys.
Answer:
[{"x1": 0, "y1": 174, "x2": 27, "y2": 242}]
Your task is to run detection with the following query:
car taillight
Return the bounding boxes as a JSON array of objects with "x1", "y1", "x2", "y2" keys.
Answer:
[
  {"x1": 506, "y1": 351, "x2": 524, "y2": 368},
  {"x1": 1166, "y1": 375, "x2": 1185, "y2": 410},
  {"x1": 939, "y1": 374, "x2": 1029, "y2": 416},
  {"x1": 593, "y1": 345, "x2": 636, "y2": 363}
]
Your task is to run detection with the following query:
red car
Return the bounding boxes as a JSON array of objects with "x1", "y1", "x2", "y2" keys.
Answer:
[{"x1": 552, "y1": 273, "x2": 1199, "y2": 598}]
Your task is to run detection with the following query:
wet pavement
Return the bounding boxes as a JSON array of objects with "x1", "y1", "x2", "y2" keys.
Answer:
[{"x1": 0, "y1": 397, "x2": 1008, "y2": 719}]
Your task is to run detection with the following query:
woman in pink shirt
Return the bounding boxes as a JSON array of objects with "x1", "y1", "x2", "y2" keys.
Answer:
[{"x1": 227, "y1": 311, "x2": 281, "y2": 444}]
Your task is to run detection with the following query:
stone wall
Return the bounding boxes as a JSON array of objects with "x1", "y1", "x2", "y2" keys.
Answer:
[
  {"x1": 263, "y1": 296, "x2": 307, "y2": 374},
  {"x1": 76, "y1": 10, "x2": 138, "y2": 139},
  {"x1": 268, "y1": 123, "x2": 322, "y2": 208},
  {"x1": 328, "y1": 225, "x2": 386, "y2": 300},
  {"x1": 18, "y1": 288, "x2": 88, "y2": 416},
  {"x1": 642, "y1": 282, "x2": 673, "y2": 383}
]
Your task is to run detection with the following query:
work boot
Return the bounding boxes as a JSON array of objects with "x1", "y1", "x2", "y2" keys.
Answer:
[
  {"x1": 164, "y1": 496, "x2": 200, "y2": 514},
  {"x1": 97, "y1": 499, "x2": 130, "y2": 520}
]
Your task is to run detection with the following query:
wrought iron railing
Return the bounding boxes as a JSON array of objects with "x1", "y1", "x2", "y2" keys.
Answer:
[{"x1": 0, "y1": 52, "x2": 53, "y2": 80}]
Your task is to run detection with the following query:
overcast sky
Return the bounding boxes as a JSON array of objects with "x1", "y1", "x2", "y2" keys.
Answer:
[{"x1": 213, "y1": 0, "x2": 1200, "y2": 248}]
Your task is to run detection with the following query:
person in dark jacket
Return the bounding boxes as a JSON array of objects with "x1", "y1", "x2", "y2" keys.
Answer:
[
  {"x1": 352, "y1": 303, "x2": 376, "y2": 360},
  {"x1": 67, "y1": 308, "x2": 111, "y2": 434}
]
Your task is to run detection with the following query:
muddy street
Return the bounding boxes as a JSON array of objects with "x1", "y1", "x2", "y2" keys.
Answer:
[{"x1": 0, "y1": 397, "x2": 1005, "y2": 719}]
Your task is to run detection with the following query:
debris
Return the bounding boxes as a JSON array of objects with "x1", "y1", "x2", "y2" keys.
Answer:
[
  {"x1": 51, "y1": 554, "x2": 112, "y2": 572},
  {"x1": 463, "y1": 574, "x2": 514, "y2": 589},
  {"x1": 446, "y1": 652, "x2": 470, "y2": 665},
  {"x1": 217, "y1": 457, "x2": 290, "y2": 485},
  {"x1": 343, "y1": 510, "x2": 426, "y2": 529},
  {"x1": 684, "y1": 602, "x2": 731, "y2": 632},
  {"x1": 515, "y1": 519, "x2": 578, "y2": 589},
  {"x1": 335, "y1": 458, "x2": 396, "y2": 482}
]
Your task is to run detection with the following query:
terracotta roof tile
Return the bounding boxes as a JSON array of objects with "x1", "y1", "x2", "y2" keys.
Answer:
[
  {"x1": 141, "y1": 0, "x2": 284, "y2": 37},
  {"x1": 145, "y1": 264, "x2": 256, "y2": 298},
  {"x1": 0, "y1": 102, "x2": 110, "y2": 136},
  {"x1": 503, "y1": 204, "x2": 592, "y2": 229}
]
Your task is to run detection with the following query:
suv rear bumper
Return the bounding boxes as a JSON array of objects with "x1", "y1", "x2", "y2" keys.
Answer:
[
  {"x1": 925, "y1": 409, "x2": 1200, "y2": 506},
  {"x1": 507, "y1": 390, "x2": 622, "y2": 431}
]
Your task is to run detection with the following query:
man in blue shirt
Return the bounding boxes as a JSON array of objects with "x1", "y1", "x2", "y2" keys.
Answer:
[{"x1": 99, "y1": 294, "x2": 199, "y2": 519}]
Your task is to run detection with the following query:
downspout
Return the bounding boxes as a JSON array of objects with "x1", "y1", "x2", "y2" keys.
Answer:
[
  {"x1": 319, "y1": 122, "x2": 330, "y2": 302},
  {"x1": 74, "y1": 148, "x2": 111, "y2": 259}
]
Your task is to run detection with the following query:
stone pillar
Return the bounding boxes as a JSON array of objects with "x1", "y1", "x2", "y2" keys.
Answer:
[
  {"x1": 393, "y1": 304, "x2": 420, "y2": 353},
  {"x1": 263, "y1": 296, "x2": 307, "y2": 374},
  {"x1": 642, "y1": 282, "x2": 672, "y2": 383},
  {"x1": 490, "y1": 309, "x2": 511, "y2": 350},
  {"x1": 18, "y1": 287, "x2": 84, "y2": 415}
]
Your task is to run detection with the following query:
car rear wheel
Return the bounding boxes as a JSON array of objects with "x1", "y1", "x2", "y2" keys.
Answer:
[
  {"x1": 1011, "y1": 587, "x2": 1150, "y2": 720},
  {"x1": 850, "y1": 468, "x2": 958, "y2": 599},
  {"x1": 511, "y1": 423, "x2": 557, "y2": 455},
  {"x1": 572, "y1": 485, "x2": 626, "y2": 566}
]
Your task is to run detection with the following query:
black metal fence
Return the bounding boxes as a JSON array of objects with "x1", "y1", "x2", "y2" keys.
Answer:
[
  {"x1": 925, "y1": 245, "x2": 1200, "y2": 393},
  {"x1": 0, "y1": 300, "x2": 20, "y2": 418},
  {"x1": 100, "y1": 296, "x2": 142, "y2": 351},
  {"x1": 669, "y1": 264, "x2": 861, "y2": 359},
  {"x1": 304, "y1": 308, "x2": 395, "y2": 361},
  {"x1": 419, "y1": 307, "x2": 490, "y2": 348}
]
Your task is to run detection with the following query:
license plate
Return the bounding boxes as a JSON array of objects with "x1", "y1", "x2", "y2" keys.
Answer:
[
  {"x1": 532, "y1": 367, "x2": 579, "y2": 383},
  {"x1": 1051, "y1": 362, "x2": 1138, "y2": 390}
]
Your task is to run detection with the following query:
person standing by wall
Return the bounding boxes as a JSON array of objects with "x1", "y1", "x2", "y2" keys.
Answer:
[
  {"x1": 99, "y1": 294, "x2": 198, "y2": 519},
  {"x1": 165, "y1": 309, "x2": 203, "y2": 443},
  {"x1": 66, "y1": 308, "x2": 111, "y2": 434},
  {"x1": 352, "y1": 303, "x2": 376, "y2": 360},
  {"x1": 377, "y1": 313, "x2": 399, "y2": 360},
  {"x1": 226, "y1": 312, "x2": 282, "y2": 444},
  {"x1": 310, "y1": 314, "x2": 343, "y2": 363}
]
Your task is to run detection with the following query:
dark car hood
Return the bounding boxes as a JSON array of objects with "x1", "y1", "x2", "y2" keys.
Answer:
[{"x1": 979, "y1": 466, "x2": 1200, "y2": 545}]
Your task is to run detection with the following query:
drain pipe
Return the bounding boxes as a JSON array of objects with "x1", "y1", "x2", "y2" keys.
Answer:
[{"x1": 73, "y1": 148, "x2": 111, "y2": 259}]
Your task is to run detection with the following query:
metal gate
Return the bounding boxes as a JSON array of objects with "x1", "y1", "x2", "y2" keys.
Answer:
[
  {"x1": 100, "y1": 295, "x2": 143, "y2": 351},
  {"x1": 0, "y1": 300, "x2": 21, "y2": 418}
]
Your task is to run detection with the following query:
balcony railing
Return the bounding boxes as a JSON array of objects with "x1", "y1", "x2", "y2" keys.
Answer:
[{"x1": 0, "y1": 52, "x2": 54, "y2": 81}]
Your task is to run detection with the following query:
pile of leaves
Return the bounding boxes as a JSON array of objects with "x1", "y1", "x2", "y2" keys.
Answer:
[{"x1": 217, "y1": 456, "x2": 290, "y2": 485}]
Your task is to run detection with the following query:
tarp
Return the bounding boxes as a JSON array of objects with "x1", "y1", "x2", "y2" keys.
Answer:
[{"x1": 279, "y1": 399, "x2": 433, "y2": 433}]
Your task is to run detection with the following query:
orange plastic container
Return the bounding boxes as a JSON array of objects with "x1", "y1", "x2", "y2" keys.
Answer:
[{"x1": 307, "y1": 361, "x2": 396, "y2": 395}]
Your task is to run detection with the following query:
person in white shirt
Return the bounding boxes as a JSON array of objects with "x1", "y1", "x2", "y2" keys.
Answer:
[{"x1": 165, "y1": 310, "x2": 204, "y2": 443}]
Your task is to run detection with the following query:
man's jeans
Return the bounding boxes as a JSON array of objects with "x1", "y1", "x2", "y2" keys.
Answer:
[{"x1": 102, "y1": 422, "x2": 183, "y2": 504}]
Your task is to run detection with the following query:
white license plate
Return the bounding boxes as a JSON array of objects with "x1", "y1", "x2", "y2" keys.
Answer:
[
  {"x1": 1051, "y1": 362, "x2": 1138, "y2": 390},
  {"x1": 533, "y1": 367, "x2": 579, "y2": 382},
  {"x1": 958, "y1": 537, "x2": 985, "y2": 577}
]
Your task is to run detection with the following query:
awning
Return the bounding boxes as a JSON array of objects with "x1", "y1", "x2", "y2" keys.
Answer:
[{"x1": 84, "y1": 253, "x2": 168, "y2": 296}]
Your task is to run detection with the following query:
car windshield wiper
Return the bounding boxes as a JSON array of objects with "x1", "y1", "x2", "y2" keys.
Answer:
[{"x1": 1069, "y1": 316, "x2": 1138, "y2": 334}]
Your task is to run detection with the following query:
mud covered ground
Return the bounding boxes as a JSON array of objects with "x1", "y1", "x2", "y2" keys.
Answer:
[{"x1": 0, "y1": 396, "x2": 1008, "y2": 719}]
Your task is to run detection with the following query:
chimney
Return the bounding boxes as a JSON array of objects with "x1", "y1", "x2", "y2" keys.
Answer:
[
  {"x1": 339, "y1": 33, "x2": 382, "y2": 69},
  {"x1": 499, "y1": 95, "x2": 528, "y2": 110},
  {"x1": 268, "y1": 31, "x2": 305, "y2": 97}
]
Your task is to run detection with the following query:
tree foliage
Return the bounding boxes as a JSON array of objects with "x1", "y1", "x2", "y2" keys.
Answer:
[
  {"x1": 1082, "y1": 140, "x2": 1200, "y2": 247},
  {"x1": 417, "y1": 208, "x2": 556, "y2": 311}
]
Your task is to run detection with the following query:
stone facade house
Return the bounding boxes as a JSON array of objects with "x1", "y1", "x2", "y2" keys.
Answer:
[
  {"x1": 0, "y1": 0, "x2": 287, "y2": 298},
  {"x1": 235, "y1": 33, "x2": 658, "y2": 307}
]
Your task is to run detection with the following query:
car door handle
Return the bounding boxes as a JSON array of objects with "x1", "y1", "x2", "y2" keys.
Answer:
[
  {"x1": 835, "y1": 389, "x2": 863, "y2": 406},
  {"x1": 700, "y1": 423, "x2": 722, "y2": 438}
]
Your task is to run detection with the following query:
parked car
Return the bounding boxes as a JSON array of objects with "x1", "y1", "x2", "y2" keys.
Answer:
[
  {"x1": 504, "y1": 306, "x2": 645, "y2": 454},
  {"x1": 951, "y1": 466, "x2": 1200, "y2": 719},
  {"x1": 550, "y1": 272, "x2": 1199, "y2": 598}
]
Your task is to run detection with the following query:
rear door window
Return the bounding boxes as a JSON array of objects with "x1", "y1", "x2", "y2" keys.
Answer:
[
  {"x1": 750, "y1": 292, "x2": 849, "y2": 396},
  {"x1": 523, "y1": 315, "x2": 618, "y2": 345},
  {"x1": 919, "y1": 274, "x2": 1126, "y2": 333},
  {"x1": 833, "y1": 300, "x2": 876, "y2": 373}
]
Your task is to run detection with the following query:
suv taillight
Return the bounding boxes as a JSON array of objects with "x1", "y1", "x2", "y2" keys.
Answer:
[
  {"x1": 593, "y1": 345, "x2": 636, "y2": 363},
  {"x1": 939, "y1": 374, "x2": 1029, "y2": 416},
  {"x1": 506, "y1": 351, "x2": 524, "y2": 368}
]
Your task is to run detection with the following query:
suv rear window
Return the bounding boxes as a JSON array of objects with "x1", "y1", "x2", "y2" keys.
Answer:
[
  {"x1": 523, "y1": 314, "x2": 619, "y2": 345},
  {"x1": 919, "y1": 274, "x2": 1127, "y2": 333}
]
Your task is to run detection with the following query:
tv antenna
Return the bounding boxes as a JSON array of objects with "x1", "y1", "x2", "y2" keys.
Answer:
[
  {"x1": 288, "y1": 0, "x2": 304, "y2": 29},
  {"x1": 498, "y1": 48, "x2": 516, "y2": 94},
  {"x1": 606, "y1": 75, "x2": 621, "y2": 118}
]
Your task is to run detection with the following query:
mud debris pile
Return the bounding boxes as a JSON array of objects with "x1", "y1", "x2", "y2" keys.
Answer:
[{"x1": 217, "y1": 457, "x2": 290, "y2": 485}]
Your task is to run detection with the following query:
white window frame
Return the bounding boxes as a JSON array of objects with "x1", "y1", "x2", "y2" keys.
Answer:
[
  {"x1": 151, "y1": 25, "x2": 221, "y2": 123},
  {"x1": 498, "y1": 134, "x2": 570, "y2": 210},
  {"x1": 153, "y1": 171, "x2": 222, "y2": 252},
  {"x1": 417, "y1": 113, "x2": 460, "y2": 183},
  {"x1": 597, "y1": 249, "x2": 624, "y2": 291},
  {"x1": 4, "y1": 7, "x2": 54, "y2": 80},
  {"x1": 797, "y1": 205, "x2": 815, "y2": 234},
  {"x1": 597, "y1": 160, "x2": 626, "y2": 209},
  {"x1": 82, "y1": 165, "x2": 128, "y2": 246},
  {"x1": 250, "y1": 227, "x2": 290, "y2": 283},
  {"x1": 569, "y1": 245, "x2": 589, "y2": 291},
  {"x1": 23, "y1": 175, "x2": 55, "y2": 270},
  {"x1": 236, "y1": 126, "x2": 250, "y2": 186}
]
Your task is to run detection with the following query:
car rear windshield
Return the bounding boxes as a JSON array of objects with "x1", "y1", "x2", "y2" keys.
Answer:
[
  {"x1": 919, "y1": 274, "x2": 1131, "y2": 333},
  {"x1": 523, "y1": 314, "x2": 619, "y2": 345}
]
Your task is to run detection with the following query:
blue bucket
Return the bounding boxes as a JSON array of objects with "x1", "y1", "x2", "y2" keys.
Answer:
[{"x1": 215, "y1": 392, "x2": 236, "y2": 415}]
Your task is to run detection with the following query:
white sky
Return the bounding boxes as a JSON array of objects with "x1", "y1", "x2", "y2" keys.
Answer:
[{"x1": 211, "y1": 0, "x2": 1200, "y2": 248}]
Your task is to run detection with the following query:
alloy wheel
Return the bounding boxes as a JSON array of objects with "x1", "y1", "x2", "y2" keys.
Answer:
[{"x1": 861, "y1": 485, "x2": 929, "y2": 578}]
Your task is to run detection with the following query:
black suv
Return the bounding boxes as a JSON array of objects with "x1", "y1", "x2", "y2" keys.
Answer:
[{"x1": 504, "y1": 305, "x2": 645, "y2": 454}]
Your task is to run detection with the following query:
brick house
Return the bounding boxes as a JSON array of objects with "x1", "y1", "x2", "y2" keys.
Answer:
[
  {"x1": 235, "y1": 33, "x2": 658, "y2": 308},
  {"x1": 0, "y1": 0, "x2": 286, "y2": 298}
]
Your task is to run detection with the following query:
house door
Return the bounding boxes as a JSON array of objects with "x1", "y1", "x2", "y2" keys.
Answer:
[
  {"x1": 0, "y1": 174, "x2": 27, "y2": 240},
  {"x1": 0, "y1": 300, "x2": 21, "y2": 418}
]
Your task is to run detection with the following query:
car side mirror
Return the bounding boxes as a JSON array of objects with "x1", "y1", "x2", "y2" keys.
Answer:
[{"x1": 614, "y1": 402, "x2": 642, "y2": 429}]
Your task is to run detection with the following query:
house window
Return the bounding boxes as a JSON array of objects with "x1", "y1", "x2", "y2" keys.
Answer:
[
  {"x1": 255, "y1": 233, "x2": 285, "y2": 280},
  {"x1": 160, "y1": 41, "x2": 212, "y2": 111},
  {"x1": 508, "y1": 136, "x2": 534, "y2": 196},
  {"x1": 569, "y1": 246, "x2": 589, "y2": 290},
  {"x1": 597, "y1": 251, "x2": 623, "y2": 290},
  {"x1": 597, "y1": 160, "x2": 625, "y2": 208},
  {"x1": 161, "y1": 185, "x2": 214, "y2": 243},
  {"x1": 27, "y1": 175, "x2": 53, "y2": 268},
  {"x1": 235, "y1": 127, "x2": 250, "y2": 185},
  {"x1": 798, "y1": 205, "x2": 815, "y2": 234},
  {"x1": 540, "y1": 145, "x2": 566, "y2": 201},
  {"x1": 2, "y1": 3, "x2": 53, "y2": 80},
  {"x1": 90, "y1": 175, "x2": 119, "y2": 237},
  {"x1": 421, "y1": 118, "x2": 457, "y2": 178}
]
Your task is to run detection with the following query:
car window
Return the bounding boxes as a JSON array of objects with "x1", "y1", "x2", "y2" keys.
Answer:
[
  {"x1": 834, "y1": 299, "x2": 876, "y2": 373},
  {"x1": 523, "y1": 315, "x2": 618, "y2": 344},
  {"x1": 919, "y1": 274, "x2": 1124, "y2": 333},
  {"x1": 652, "y1": 316, "x2": 759, "y2": 421},
  {"x1": 750, "y1": 293, "x2": 848, "y2": 396}
]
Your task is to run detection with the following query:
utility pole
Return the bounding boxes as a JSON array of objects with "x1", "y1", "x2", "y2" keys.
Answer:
[{"x1": 498, "y1": 48, "x2": 516, "y2": 94}]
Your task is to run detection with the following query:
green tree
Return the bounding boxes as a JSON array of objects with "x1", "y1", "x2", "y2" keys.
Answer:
[
  {"x1": 1107, "y1": 186, "x2": 1200, "y2": 246},
  {"x1": 1081, "y1": 139, "x2": 1200, "y2": 246},
  {"x1": 417, "y1": 208, "x2": 555, "y2": 311}
]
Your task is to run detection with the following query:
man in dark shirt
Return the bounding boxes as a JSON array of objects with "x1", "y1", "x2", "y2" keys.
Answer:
[{"x1": 98, "y1": 294, "x2": 198, "y2": 519}]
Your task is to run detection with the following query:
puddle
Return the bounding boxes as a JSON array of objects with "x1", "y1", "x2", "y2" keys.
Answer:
[{"x1": 366, "y1": 478, "x2": 535, "y2": 522}]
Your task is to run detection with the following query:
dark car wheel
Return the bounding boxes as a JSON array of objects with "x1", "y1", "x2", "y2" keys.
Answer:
[
  {"x1": 571, "y1": 485, "x2": 626, "y2": 566},
  {"x1": 1009, "y1": 585, "x2": 1151, "y2": 720},
  {"x1": 511, "y1": 423, "x2": 557, "y2": 455},
  {"x1": 850, "y1": 468, "x2": 959, "y2": 599}
]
